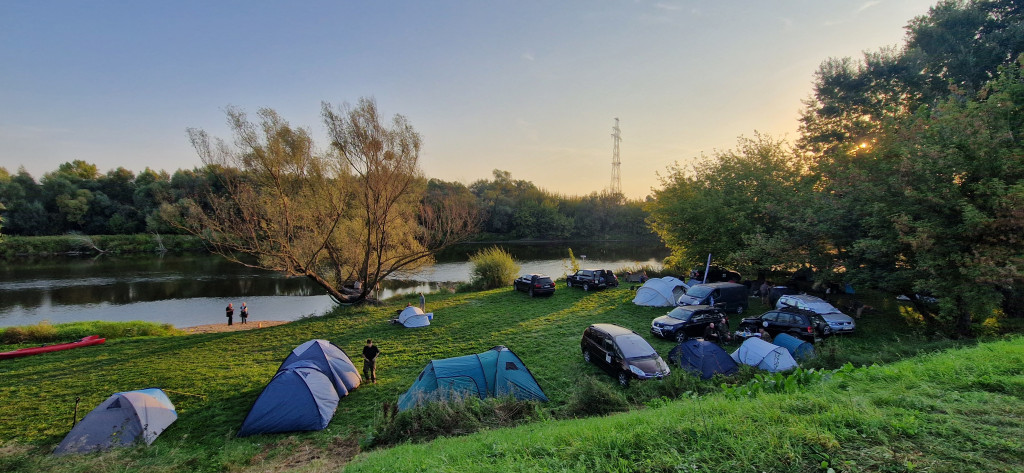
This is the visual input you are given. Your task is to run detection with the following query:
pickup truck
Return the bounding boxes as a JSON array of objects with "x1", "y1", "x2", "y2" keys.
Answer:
[{"x1": 566, "y1": 269, "x2": 618, "y2": 291}]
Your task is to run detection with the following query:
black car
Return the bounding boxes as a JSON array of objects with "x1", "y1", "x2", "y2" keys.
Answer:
[
  {"x1": 513, "y1": 274, "x2": 556, "y2": 297},
  {"x1": 650, "y1": 305, "x2": 726, "y2": 342},
  {"x1": 566, "y1": 269, "x2": 619, "y2": 291},
  {"x1": 738, "y1": 307, "x2": 832, "y2": 343},
  {"x1": 581, "y1": 323, "x2": 670, "y2": 386}
]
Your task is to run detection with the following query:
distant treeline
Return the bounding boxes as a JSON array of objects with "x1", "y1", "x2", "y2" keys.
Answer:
[{"x1": 0, "y1": 163, "x2": 652, "y2": 241}]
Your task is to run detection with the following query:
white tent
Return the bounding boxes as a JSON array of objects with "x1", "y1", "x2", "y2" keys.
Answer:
[
  {"x1": 55, "y1": 388, "x2": 177, "y2": 455},
  {"x1": 730, "y1": 337, "x2": 798, "y2": 372},
  {"x1": 397, "y1": 306, "x2": 432, "y2": 328},
  {"x1": 632, "y1": 277, "x2": 689, "y2": 307}
]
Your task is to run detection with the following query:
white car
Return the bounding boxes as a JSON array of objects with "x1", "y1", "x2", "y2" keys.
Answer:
[{"x1": 776, "y1": 294, "x2": 856, "y2": 334}]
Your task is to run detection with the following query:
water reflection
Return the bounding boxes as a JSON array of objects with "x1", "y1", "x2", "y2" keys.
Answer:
[{"x1": 0, "y1": 242, "x2": 667, "y2": 328}]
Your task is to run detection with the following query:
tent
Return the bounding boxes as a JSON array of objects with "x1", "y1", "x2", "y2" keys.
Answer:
[
  {"x1": 237, "y1": 361, "x2": 339, "y2": 437},
  {"x1": 632, "y1": 277, "x2": 689, "y2": 307},
  {"x1": 279, "y1": 339, "x2": 361, "y2": 396},
  {"x1": 667, "y1": 339, "x2": 739, "y2": 379},
  {"x1": 397, "y1": 346, "x2": 548, "y2": 411},
  {"x1": 397, "y1": 306, "x2": 432, "y2": 328},
  {"x1": 772, "y1": 333, "x2": 815, "y2": 361},
  {"x1": 54, "y1": 388, "x2": 177, "y2": 455},
  {"x1": 731, "y1": 338, "x2": 798, "y2": 372}
]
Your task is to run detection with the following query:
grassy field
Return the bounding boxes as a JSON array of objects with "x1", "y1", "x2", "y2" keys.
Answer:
[{"x1": 0, "y1": 284, "x2": 1018, "y2": 472}]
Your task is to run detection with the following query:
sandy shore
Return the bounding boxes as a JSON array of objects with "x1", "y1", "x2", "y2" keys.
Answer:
[{"x1": 180, "y1": 320, "x2": 291, "y2": 334}]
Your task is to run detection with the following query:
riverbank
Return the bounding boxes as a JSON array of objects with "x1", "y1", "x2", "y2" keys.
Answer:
[{"x1": 180, "y1": 320, "x2": 290, "y2": 334}]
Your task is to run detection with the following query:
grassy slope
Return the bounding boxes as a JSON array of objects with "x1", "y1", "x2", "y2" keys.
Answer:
[
  {"x1": 345, "y1": 337, "x2": 1024, "y2": 473},
  {"x1": 0, "y1": 285, "x2": 1017, "y2": 472}
]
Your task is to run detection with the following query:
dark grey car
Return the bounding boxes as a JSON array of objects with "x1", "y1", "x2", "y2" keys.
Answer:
[{"x1": 581, "y1": 323, "x2": 670, "y2": 386}]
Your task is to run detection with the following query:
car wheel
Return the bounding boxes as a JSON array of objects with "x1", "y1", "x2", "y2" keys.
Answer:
[
  {"x1": 583, "y1": 350, "x2": 591, "y2": 363},
  {"x1": 583, "y1": 283, "x2": 590, "y2": 291},
  {"x1": 675, "y1": 331, "x2": 688, "y2": 343},
  {"x1": 736, "y1": 305, "x2": 744, "y2": 314},
  {"x1": 529, "y1": 288, "x2": 535, "y2": 297},
  {"x1": 618, "y1": 371, "x2": 630, "y2": 387},
  {"x1": 566, "y1": 280, "x2": 572, "y2": 288}
]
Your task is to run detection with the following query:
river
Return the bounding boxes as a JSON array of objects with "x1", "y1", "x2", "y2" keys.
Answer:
[{"x1": 0, "y1": 242, "x2": 668, "y2": 328}]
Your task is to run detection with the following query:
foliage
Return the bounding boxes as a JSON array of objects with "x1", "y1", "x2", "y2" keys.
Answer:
[
  {"x1": 364, "y1": 396, "x2": 547, "y2": 449},
  {"x1": 468, "y1": 246, "x2": 520, "y2": 289},
  {"x1": 176, "y1": 99, "x2": 477, "y2": 304},
  {"x1": 562, "y1": 247, "x2": 581, "y2": 278},
  {"x1": 0, "y1": 234, "x2": 204, "y2": 259},
  {"x1": 0, "y1": 320, "x2": 181, "y2": 345},
  {"x1": 558, "y1": 376, "x2": 629, "y2": 417}
]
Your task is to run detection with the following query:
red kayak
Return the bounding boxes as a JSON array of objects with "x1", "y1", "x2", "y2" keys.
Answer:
[{"x1": 0, "y1": 335, "x2": 106, "y2": 360}]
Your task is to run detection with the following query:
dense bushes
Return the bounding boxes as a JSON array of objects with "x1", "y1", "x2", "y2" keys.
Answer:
[
  {"x1": 468, "y1": 246, "x2": 520, "y2": 289},
  {"x1": 0, "y1": 320, "x2": 181, "y2": 345}
]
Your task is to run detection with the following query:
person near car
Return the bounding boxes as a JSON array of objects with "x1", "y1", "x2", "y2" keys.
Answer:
[
  {"x1": 759, "y1": 281, "x2": 771, "y2": 306},
  {"x1": 758, "y1": 326, "x2": 773, "y2": 344},
  {"x1": 703, "y1": 322, "x2": 720, "y2": 342},
  {"x1": 717, "y1": 317, "x2": 732, "y2": 342}
]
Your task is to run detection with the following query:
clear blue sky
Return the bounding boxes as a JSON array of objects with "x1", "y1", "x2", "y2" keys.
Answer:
[{"x1": 1, "y1": 0, "x2": 937, "y2": 198}]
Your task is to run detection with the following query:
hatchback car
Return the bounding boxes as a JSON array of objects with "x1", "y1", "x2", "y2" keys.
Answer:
[
  {"x1": 776, "y1": 294, "x2": 856, "y2": 334},
  {"x1": 650, "y1": 305, "x2": 726, "y2": 342},
  {"x1": 581, "y1": 323, "x2": 670, "y2": 386},
  {"x1": 738, "y1": 307, "x2": 832, "y2": 343},
  {"x1": 513, "y1": 274, "x2": 556, "y2": 297}
]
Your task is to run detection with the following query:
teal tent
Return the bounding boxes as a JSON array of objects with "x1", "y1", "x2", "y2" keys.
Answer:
[
  {"x1": 397, "y1": 346, "x2": 548, "y2": 411},
  {"x1": 772, "y1": 333, "x2": 815, "y2": 361}
]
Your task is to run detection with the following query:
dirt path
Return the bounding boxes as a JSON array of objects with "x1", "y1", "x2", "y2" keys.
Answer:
[{"x1": 180, "y1": 320, "x2": 291, "y2": 334}]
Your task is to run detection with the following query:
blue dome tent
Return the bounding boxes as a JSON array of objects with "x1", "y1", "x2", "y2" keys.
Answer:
[
  {"x1": 772, "y1": 333, "x2": 816, "y2": 361},
  {"x1": 278, "y1": 339, "x2": 361, "y2": 396},
  {"x1": 237, "y1": 361, "x2": 339, "y2": 437},
  {"x1": 397, "y1": 346, "x2": 548, "y2": 411},
  {"x1": 667, "y1": 339, "x2": 739, "y2": 379},
  {"x1": 730, "y1": 337, "x2": 798, "y2": 372}
]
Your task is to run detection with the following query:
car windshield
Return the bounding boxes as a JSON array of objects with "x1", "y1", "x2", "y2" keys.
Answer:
[
  {"x1": 686, "y1": 286, "x2": 713, "y2": 298},
  {"x1": 666, "y1": 308, "x2": 695, "y2": 321},
  {"x1": 614, "y1": 334, "x2": 657, "y2": 359}
]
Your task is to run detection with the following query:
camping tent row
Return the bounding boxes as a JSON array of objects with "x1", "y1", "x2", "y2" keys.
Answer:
[
  {"x1": 398, "y1": 346, "x2": 548, "y2": 411},
  {"x1": 632, "y1": 277, "x2": 689, "y2": 307},
  {"x1": 238, "y1": 339, "x2": 361, "y2": 437}
]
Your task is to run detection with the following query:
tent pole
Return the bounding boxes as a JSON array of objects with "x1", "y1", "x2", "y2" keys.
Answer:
[{"x1": 72, "y1": 397, "x2": 80, "y2": 427}]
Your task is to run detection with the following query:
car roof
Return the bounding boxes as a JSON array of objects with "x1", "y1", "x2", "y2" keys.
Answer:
[
  {"x1": 780, "y1": 294, "x2": 826, "y2": 302},
  {"x1": 589, "y1": 323, "x2": 636, "y2": 336},
  {"x1": 673, "y1": 304, "x2": 720, "y2": 312},
  {"x1": 524, "y1": 273, "x2": 550, "y2": 278},
  {"x1": 689, "y1": 282, "x2": 745, "y2": 288}
]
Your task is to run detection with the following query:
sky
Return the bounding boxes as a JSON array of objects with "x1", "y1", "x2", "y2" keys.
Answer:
[{"x1": 1, "y1": 0, "x2": 939, "y2": 199}]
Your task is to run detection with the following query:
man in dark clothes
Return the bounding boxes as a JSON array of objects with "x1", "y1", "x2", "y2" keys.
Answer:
[
  {"x1": 362, "y1": 339, "x2": 380, "y2": 383},
  {"x1": 225, "y1": 303, "x2": 234, "y2": 326},
  {"x1": 239, "y1": 302, "x2": 248, "y2": 324}
]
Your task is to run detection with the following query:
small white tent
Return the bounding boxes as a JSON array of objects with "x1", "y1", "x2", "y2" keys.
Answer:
[
  {"x1": 730, "y1": 337, "x2": 798, "y2": 372},
  {"x1": 397, "y1": 306, "x2": 432, "y2": 328},
  {"x1": 632, "y1": 277, "x2": 689, "y2": 307}
]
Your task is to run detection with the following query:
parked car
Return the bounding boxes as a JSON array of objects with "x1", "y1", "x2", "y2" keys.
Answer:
[
  {"x1": 581, "y1": 323, "x2": 670, "y2": 386},
  {"x1": 677, "y1": 282, "x2": 749, "y2": 314},
  {"x1": 738, "y1": 307, "x2": 832, "y2": 343},
  {"x1": 566, "y1": 269, "x2": 619, "y2": 291},
  {"x1": 513, "y1": 274, "x2": 556, "y2": 297},
  {"x1": 766, "y1": 286, "x2": 798, "y2": 309},
  {"x1": 688, "y1": 266, "x2": 741, "y2": 283},
  {"x1": 776, "y1": 294, "x2": 856, "y2": 334},
  {"x1": 650, "y1": 305, "x2": 727, "y2": 342}
]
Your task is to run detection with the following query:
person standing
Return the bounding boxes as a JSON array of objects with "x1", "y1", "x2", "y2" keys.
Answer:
[
  {"x1": 759, "y1": 281, "x2": 771, "y2": 306},
  {"x1": 362, "y1": 339, "x2": 380, "y2": 383},
  {"x1": 239, "y1": 302, "x2": 248, "y2": 324},
  {"x1": 225, "y1": 303, "x2": 234, "y2": 326},
  {"x1": 418, "y1": 292, "x2": 426, "y2": 312}
]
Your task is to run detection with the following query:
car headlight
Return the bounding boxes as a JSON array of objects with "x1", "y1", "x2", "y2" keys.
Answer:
[{"x1": 629, "y1": 365, "x2": 646, "y2": 377}]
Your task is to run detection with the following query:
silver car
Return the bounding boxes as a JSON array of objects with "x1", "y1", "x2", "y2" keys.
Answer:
[{"x1": 776, "y1": 294, "x2": 856, "y2": 334}]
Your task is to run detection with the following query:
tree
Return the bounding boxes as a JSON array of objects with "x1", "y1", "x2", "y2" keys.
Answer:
[{"x1": 178, "y1": 98, "x2": 477, "y2": 304}]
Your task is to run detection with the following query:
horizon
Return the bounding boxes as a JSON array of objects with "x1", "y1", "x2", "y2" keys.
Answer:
[{"x1": 1, "y1": 1, "x2": 937, "y2": 199}]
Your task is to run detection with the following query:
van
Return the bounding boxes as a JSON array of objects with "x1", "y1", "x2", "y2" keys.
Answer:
[{"x1": 677, "y1": 282, "x2": 749, "y2": 314}]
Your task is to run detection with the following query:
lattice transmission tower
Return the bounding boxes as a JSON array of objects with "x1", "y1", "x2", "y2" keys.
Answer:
[{"x1": 610, "y1": 118, "x2": 622, "y2": 195}]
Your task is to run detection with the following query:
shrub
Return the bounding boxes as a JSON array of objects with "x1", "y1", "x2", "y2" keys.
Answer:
[
  {"x1": 0, "y1": 320, "x2": 181, "y2": 345},
  {"x1": 364, "y1": 396, "x2": 546, "y2": 449},
  {"x1": 559, "y1": 376, "x2": 630, "y2": 418},
  {"x1": 0, "y1": 322, "x2": 57, "y2": 344},
  {"x1": 468, "y1": 246, "x2": 520, "y2": 290}
]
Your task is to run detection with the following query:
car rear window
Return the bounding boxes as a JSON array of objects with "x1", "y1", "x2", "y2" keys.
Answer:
[
  {"x1": 538, "y1": 277, "x2": 553, "y2": 285},
  {"x1": 615, "y1": 334, "x2": 657, "y2": 359}
]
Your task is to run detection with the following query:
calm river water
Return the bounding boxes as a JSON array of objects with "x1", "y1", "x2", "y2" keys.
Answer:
[{"x1": 0, "y1": 242, "x2": 667, "y2": 328}]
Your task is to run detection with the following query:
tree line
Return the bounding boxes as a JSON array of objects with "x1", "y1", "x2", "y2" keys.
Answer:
[{"x1": 646, "y1": 0, "x2": 1024, "y2": 334}]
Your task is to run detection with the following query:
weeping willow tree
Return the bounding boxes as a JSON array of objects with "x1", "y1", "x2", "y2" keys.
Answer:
[{"x1": 177, "y1": 98, "x2": 477, "y2": 303}]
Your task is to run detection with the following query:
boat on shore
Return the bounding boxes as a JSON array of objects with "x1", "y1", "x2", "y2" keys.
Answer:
[{"x1": 0, "y1": 335, "x2": 106, "y2": 360}]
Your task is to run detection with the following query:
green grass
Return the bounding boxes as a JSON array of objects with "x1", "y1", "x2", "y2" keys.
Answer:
[
  {"x1": 0, "y1": 321, "x2": 181, "y2": 345},
  {"x1": 0, "y1": 285, "x2": 1019, "y2": 472}
]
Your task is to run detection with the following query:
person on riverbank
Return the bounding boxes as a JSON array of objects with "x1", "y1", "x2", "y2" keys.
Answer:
[
  {"x1": 240, "y1": 302, "x2": 248, "y2": 324},
  {"x1": 225, "y1": 303, "x2": 234, "y2": 326},
  {"x1": 418, "y1": 292, "x2": 426, "y2": 312},
  {"x1": 362, "y1": 339, "x2": 380, "y2": 383}
]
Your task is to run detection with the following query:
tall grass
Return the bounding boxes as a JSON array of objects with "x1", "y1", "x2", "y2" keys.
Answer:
[{"x1": 0, "y1": 321, "x2": 182, "y2": 345}]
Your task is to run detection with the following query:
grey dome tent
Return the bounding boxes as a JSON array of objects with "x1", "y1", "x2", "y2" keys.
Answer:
[
  {"x1": 632, "y1": 277, "x2": 689, "y2": 307},
  {"x1": 397, "y1": 306, "x2": 432, "y2": 328},
  {"x1": 54, "y1": 388, "x2": 177, "y2": 455},
  {"x1": 730, "y1": 337, "x2": 798, "y2": 372},
  {"x1": 397, "y1": 346, "x2": 548, "y2": 411},
  {"x1": 278, "y1": 339, "x2": 361, "y2": 396},
  {"x1": 772, "y1": 333, "x2": 815, "y2": 361},
  {"x1": 237, "y1": 360, "x2": 339, "y2": 437},
  {"x1": 667, "y1": 339, "x2": 739, "y2": 379}
]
